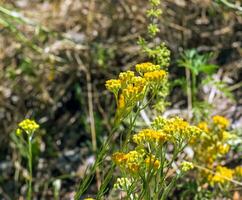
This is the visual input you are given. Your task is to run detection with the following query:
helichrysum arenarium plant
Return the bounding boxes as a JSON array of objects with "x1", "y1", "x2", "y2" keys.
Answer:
[{"x1": 15, "y1": 119, "x2": 39, "y2": 200}]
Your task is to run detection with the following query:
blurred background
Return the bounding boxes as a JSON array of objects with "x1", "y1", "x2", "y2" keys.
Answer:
[{"x1": 0, "y1": 0, "x2": 241, "y2": 199}]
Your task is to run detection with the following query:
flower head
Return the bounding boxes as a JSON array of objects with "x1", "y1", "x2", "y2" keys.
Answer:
[
  {"x1": 105, "y1": 79, "x2": 121, "y2": 94},
  {"x1": 133, "y1": 128, "x2": 168, "y2": 145},
  {"x1": 181, "y1": 161, "x2": 194, "y2": 172},
  {"x1": 17, "y1": 119, "x2": 39, "y2": 135},
  {"x1": 135, "y1": 62, "x2": 160, "y2": 73},
  {"x1": 212, "y1": 115, "x2": 229, "y2": 129},
  {"x1": 208, "y1": 166, "x2": 234, "y2": 186},
  {"x1": 144, "y1": 70, "x2": 167, "y2": 82}
]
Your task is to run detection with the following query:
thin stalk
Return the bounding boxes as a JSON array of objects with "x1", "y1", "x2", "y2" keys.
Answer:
[
  {"x1": 185, "y1": 68, "x2": 192, "y2": 122},
  {"x1": 27, "y1": 136, "x2": 33, "y2": 200}
]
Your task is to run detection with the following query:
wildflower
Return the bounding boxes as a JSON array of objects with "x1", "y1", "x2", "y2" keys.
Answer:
[
  {"x1": 114, "y1": 177, "x2": 132, "y2": 190},
  {"x1": 105, "y1": 79, "x2": 121, "y2": 93},
  {"x1": 145, "y1": 155, "x2": 160, "y2": 170},
  {"x1": 118, "y1": 71, "x2": 135, "y2": 86},
  {"x1": 212, "y1": 115, "x2": 229, "y2": 129},
  {"x1": 153, "y1": 116, "x2": 201, "y2": 142},
  {"x1": 112, "y1": 152, "x2": 127, "y2": 165},
  {"x1": 197, "y1": 122, "x2": 209, "y2": 133},
  {"x1": 135, "y1": 62, "x2": 160, "y2": 73},
  {"x1": 217, "y1": 143, "x2": 230, "y2": 155},
  {"x1": 144, "y1": 70, "x2": 167, "y2": 82},
  {"x1": 181, "y1": 161, "x2": 194, "y2": 172},
  {"x1": 17, "y1": 119, "x2": 39, "y2": 135},
  {"x1": 112, "y1": 150, "x2": 144, "y2": 174},
  {"x1": 208, "y1": 166, "x2": 234, "y2": 186},
  {"x1": 133, "y1": 128, "x2": 168, "y2": 145},
  {"x1": 234, "y1": 166, "x2": 242, "y2": 177},
  {"x1": 84, "y1": 198, "x2": 95, "y2": 200},
  {"x1": 130, "y1": 76, "x2": 147, "y2": 92}
]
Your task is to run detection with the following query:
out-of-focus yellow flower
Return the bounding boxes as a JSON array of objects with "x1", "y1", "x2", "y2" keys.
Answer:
[
  {"x1": 105, "y1": 79, "x2": 121, "y2": 93},
  {"x1": 208, "y1": 166, "x2": 234, "y2": 186},
  {"x1": 234, "y1": 166, "x2": 242, "y2": 177},
  {"x1": 217, "y1": 143, "x2": 230, "y2": 155},
  {"x1": 17, "y1": 119, "x2": 39, "y2": 135},
  {"x1": 135, "y1": 62, "x2": 160, "y2": 73},
  {"x1": 84, "y1": 198, "x2": 95, "y2": 200},
  {"x1": 145, "y1": 155, "x2": 160, "y2": 169},
  {"x1": 181, "y1": 161, "x2": 194, "y2": 172},
  {"x1": 212, "y1": 115, "x2": 229, "y2": 129},
  {"x1": 144, "y1": 70, "x2": 167, "y2": 82},
  {"x1": 197, "y1": 122, "x2": 209, "y2": 133}
]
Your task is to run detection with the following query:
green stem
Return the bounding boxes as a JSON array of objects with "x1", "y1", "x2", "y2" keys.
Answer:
[{"x1": 27, "y1": 136, "x2": 33, "y2": 200}]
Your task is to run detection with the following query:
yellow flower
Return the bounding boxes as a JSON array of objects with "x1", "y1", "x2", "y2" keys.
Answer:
[
  {"x1": 131, "y1": 76, "x2": 147, "y2": 92},
  {"x1": 217, "y1": 143, "x2": 230, "y2": 155},
  {"x1": 209, "y1": 166, "x2": 234, "y2": 186},
  {"x1": 145, "y1": 155, "x2": 160, "y2": 170},
  {"x1": 133, "y1": 128, "x2": 168, "y2": 144},
  {"x1": 105, "y1": 79, "x2": 121, "y2": 93},
  {"x1": 234, "y1": 166, "x2": 242, "y2": 177},
  {"x1": 212, "y1": 115, "x2": 229, "y2": 129},
  {"x1": 181, "y1": 161, "x2": 194, "y2": 172},
  {"x1": 84, "y1": 198, "x2": 95, "y2": 200},
  {"x1": 144, "y1": 70, "x2": 167, "y2": 82},
  {"x1": 197, "y1": 122, "x2": 209, "y2": 133},
  {"x1": 118, "y1": 71, "x2": 135, "y2": 86},
  {"x1": 153, "y1": 116, "x2": 201, "y2": 141},
  {"x1": 135, "y1": 62, "x2": 160, "y2": 73},
  {"x1": 112, "y1": 150, "x2": 144, "y2": 173},
  {"x1": 118, "y1": 94, "x2": 125, "y2": 109},
  {"x1": 17, "y1": 119, "x2": 39, "y2": 134},
  {"x1": 112, "y1": 152, "x2": 127, "y2": 165}
]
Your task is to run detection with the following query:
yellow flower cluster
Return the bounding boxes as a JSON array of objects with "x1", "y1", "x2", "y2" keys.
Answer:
[
  {"x1": 112, "y1": 150, "x2": 160, "y2": 174},
  {"x1": 118, "y1": 70, "x2": 135, "y2": 86},
  {"x1": 152, "y1": 116, "x2": 201, "y2": 142},
  {"x1": 181, "y1": 161, "x2": 194, "y2": 172},
  {"x1": 16, "y1": 119, "x2": 39, "y2": 135},
  {"x1": 192, "y1": 116, "x2": 232, "y2": 167},
  {"x1": 114, "y1": 177, "x2": 132, "y2": 190},
  {"x1": 135, "y1": 62, "x2": 160, "y2": 73},
  {"x1": 197, "y1": 122, "x2": 209, "y2": 133},
  {"x1": 133, "y1": 128, "x2": 169, "y2": 145},
  {"x1": 105, "y1": 79, "x2": 121, "y2": 94},
  {"x1": 208, "y1": 166, "x2": 234, "y2": 186},
  {"x1": 212, "y1": 115, "x2": 229, "y2": 129},
  {"x1": 144, "y1": 70, "x2": 167, "y2": 82},
  {"x1": 105, "y1": 62, "x2": 168, "y2": 121},
  {"x1": 234, "y1": 166, "x2": 242, "y2": 177}
]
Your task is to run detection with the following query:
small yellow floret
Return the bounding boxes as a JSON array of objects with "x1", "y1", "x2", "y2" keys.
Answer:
[{"x1": 212, "y1": 115, "x2": 229, "y2": 129}]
